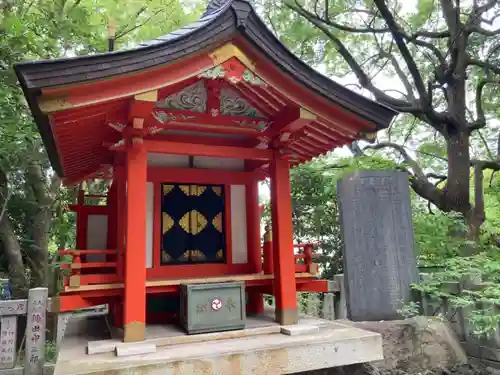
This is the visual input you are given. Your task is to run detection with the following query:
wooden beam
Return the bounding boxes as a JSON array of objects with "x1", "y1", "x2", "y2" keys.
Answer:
[
  {"x1": 296, "y1": 280, "x2": 331, "y2": 293},
  {"x1": 145, "y1": 120, "x2": 260, "y2": 138},
  {"x1": 206, "y1": 80, "x2": 221, "y2": 117},
  {"x1": 266, "y1": 106, "x2": 316, "y2": 140},
  {"x1": 220, "y1": 81, "x2": 275, "y2": 116},
  {"x1": 147, "y1": 167, "x2": 261, "y2": 185},
  {"x1": 144, "y1": 140, "x2": 273, "y2": 161},
  {"x1": 128, "y1": 90, "x2": 158, "y2": 120},
  {"x1": 149, "y1": 108, "x2": 270, "y2": 134},
  {"x1": 208, "y1": 43, "x2": 256, "y2": 70},
  {"x1": 60, "y1": 272, "x2": 318, "y2": 293},
  {"x1": 147, "y1": 133, "x2": 252, "y2": 148}
]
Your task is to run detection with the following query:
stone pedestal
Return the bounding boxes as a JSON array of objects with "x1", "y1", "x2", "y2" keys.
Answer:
[{"x1": 337, "y1": 171, "x2": 418, "y2": 321}]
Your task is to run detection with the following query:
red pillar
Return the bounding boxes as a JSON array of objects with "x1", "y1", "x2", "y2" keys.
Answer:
[
  {"x1": 270, "y1": 151, "x2": 298, "y2": 325},
  {"x1": 123, "y1": 140, "x2": 147, "y2": 342},
  {"x1": 246, "y1": 178, "x2": 264, "y2": 314}
]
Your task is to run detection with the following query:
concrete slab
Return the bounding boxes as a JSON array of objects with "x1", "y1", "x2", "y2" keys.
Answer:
[
  {"x1": 55, "y1": 318, "x2": 383, "y2": 375},
  {"x1": 115, "y1": 342, "x2": 156, "y2": 357},
  {"x1": 281, "y1": 324, "x2": 320, "y2": 336}
]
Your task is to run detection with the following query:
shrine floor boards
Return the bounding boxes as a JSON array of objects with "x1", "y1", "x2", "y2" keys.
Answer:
[{"x1": 54, "y1": 310, "x2": 383, "y2": 375}]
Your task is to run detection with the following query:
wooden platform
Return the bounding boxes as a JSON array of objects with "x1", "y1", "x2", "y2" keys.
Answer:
[{"x1": 63, "y1": 272, "x2": 316, "y2": 292}]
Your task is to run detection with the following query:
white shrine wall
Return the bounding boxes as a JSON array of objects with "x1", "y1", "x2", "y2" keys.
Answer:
[{"x1": 86, "y1": 214, "x2": 108, "y2": 262}]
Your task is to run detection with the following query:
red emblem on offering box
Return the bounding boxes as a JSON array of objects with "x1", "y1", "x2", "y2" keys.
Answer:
[{"x1": 211, "y1": 298, "x2": 223, "y2": 311}]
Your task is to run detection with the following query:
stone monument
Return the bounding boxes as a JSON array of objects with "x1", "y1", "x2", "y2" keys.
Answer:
[{"x1": 337, "y1": 170, "x2": 419, "y2": 321}]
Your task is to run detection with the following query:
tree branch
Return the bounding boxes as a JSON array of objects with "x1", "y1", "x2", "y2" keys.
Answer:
[
  {"x1": 305, "y1": 3, "x2": 390, "y2": 34},
  {"x1": 468, "y1": 58, "x2": 500, "y2": 75},
  {"x1": 473, "y1": 164, "x2": 485, "y2": 224},
  {"x1": 427, "y1": 173, "x2": 448, "y2": 185},
  {"x1": 363, "y1": 141, "x2": 427, "y2": 179},
  {"x1": 413, "y1": 30, "x2": 450, "y2": 38},
  {"x1": 372, "y1": 0, "x2": 430, "y2": 102},
  {"x1": 469, "y1": 78, "x2": 500, "y2": 131},
  {"x1": 470, "y1": 25, "x2": 500, "y2": 36},
  {"x1": 497, "y1": 130, "x2": 500, "y2": 158},
  {"x1": 474, "y1": 0, "x2": 498, "y2": 15},
  {"x1": 477, "y1": 129, "x2": 495, "y2": 161},
  {"x1": 287, "y1": 2, "x2": 421, "y2": 112},
  {"x1": 470, "y1": 159, "x2": 500, "y2": 170},
  {"x1": 115, "y1": 7, "x2": 166, "y2": 40},
  {"x1": 469, "y1": 79, "x2": 487, "y2": 131},
  {"x1": 379, "y1": 47, "x2": 416, "y2": 101}
]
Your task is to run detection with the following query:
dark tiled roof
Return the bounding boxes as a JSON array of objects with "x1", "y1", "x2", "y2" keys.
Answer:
[
  {"x1": 14, "y1": 0, "x2": 398, "y2": 177},
  {"x1": 137, "y1": 0, "x2": 236, "y2": 47},
  {"x1": 205, "y1": 0, "x2": 235, "y2": 15}
]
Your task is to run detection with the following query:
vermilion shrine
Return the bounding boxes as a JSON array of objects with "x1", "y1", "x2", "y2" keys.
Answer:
[{"x1": 15, "y1": 0, "x2": 396, "y2": 346}]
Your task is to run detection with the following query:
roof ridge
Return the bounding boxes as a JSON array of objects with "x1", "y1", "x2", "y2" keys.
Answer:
[
  {"x1": 136, "y1": 0, "x2": 253, "y2": 48},
  {"x1": 203, "y1": 0, "x2": 251, "y2": 16}
]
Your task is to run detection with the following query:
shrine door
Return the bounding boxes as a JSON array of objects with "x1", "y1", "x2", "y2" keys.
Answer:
[{"x1": 161, "y1": 184, "x2": 226, "y2": 265}]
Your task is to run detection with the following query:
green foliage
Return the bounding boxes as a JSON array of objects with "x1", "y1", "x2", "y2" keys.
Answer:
[
  {"x1": 16, "y1": 340, "x2": 57, "y2": 366},
  {"x1": 412, "y1": 250, "x2": 500, "y2": 337},
  {"x1": 0, "y1": 0, "x2": 200, "y2": 287},
  {"x1": 413, "y1": 210, "x2": 465, "y2": 266},
  {"x1": 396, "y1": 300, "x2": 421, "y2": 319},
  {"x1": 297, "y1": 292, "x2": 321, "y2": 316},
  {"x1": 325, "y1": 155, "x2": 401, "y2": 179},
  {"x1": 482, "y1": 171, "x2": 500, "y2": 233},
  {"x1": 288, "y1": 159, "x2": 342, "y2": 279}
]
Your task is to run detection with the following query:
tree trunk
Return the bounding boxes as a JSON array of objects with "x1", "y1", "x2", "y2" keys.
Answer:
[
  {"x1": 25, "y1": 160, "x2": 59, "y2": 288},
  {"x1": 465, "y1": 165, "x2": 486, "y2": 249},
  {"x1": 0, "y1": 218, "x2": 28, "y2": 297},
  {"x1": 445, "y1": 129, "x2": 486, "y2": 254},
  {"x1": 0, "y1": 169, "x2": 27, "y2": 297},
  {"x1": 29, "y1": 207, "x2": 51, "y2": 288},
  {"x1": 445, "y1": 129, "x2": 471, "y2": 215}
]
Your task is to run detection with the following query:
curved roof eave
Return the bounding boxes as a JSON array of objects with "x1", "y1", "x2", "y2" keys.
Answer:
[
  {"x1": 13, "y1": 0, "x2": 398, "y2": 180},
  {"x1": 240, "y1": 11, "x2": 396, "y2": 130},
  {"x1": 14, "y1": 0, "x2": 397, "y2": 129}
]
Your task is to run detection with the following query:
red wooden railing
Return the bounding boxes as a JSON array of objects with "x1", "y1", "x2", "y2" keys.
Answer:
[
  {"x1": 58, "y1": 249, "x2": 120, "y2": 288},
  {"x1": 261, "y1": 226, "x2": 320, "y2": 275},
  {"x1": 293, "y1": 243, "x2": 320, "y2": 274}
]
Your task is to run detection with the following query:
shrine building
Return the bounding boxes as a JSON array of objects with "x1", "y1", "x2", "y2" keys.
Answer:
[{"x1": 14, "y1": 0, "x2": 396, "y2": 345}]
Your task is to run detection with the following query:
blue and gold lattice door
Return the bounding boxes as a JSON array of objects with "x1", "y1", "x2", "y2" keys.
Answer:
[{"x1": 161, "y1": 184, "x2": 226, "y2": 264}]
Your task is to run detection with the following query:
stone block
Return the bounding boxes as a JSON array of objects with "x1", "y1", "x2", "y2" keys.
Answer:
[
  {"x1": 326, "y1": 280, "x2": 339, "y2": 292},
  {"x1": 337, "y1": 171, "x2": 419, "y2": 321},
  {"x1": 87, "y1": 339, "x2": 119, "y2": 355},
  {"x1": 115, "y1": 342, "x2": 156, "y2": 357},
  {"x1": 334, "y1": 274, "x2": 347, "y2": 320},
  {"x1": 322, "y1": 293, "x2": 335, "y2": 321},
  {"x1": 281, "y1": 324, "x2": 319, "y2": 336}
]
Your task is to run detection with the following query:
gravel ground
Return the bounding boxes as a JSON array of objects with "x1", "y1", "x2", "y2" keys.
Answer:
[{"x1": 295, "y1": 363, "x2": 495, "y2": 375}]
